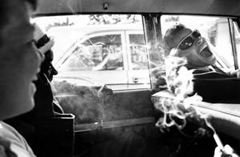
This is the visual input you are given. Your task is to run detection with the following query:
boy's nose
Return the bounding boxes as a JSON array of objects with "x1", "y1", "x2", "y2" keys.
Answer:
[{"x1": 52, "y1": 65, "x2": 58, "y2": 75}]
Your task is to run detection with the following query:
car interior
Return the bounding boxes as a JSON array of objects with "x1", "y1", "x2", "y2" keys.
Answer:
[{"x1": 5, "y1": 0, "x2": 240, "y2": 157}]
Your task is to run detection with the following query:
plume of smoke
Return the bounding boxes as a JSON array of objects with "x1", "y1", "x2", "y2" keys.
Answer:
[
  {"x1": 165, "y1": 56, "x2": 195, "y2": 100},
  {"x1": 154, "y1": 56, "x2": 204, "y2": 133},
  {"x1": 52, "y1": 80, "x2": 142, "y2": 124},
  {"x1": 153, "y1": 55, "x2": 226, "y2": 154}
]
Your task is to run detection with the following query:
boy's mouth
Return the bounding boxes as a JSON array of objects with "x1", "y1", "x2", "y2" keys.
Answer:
[{"x1": 199, "y1": 44, "x2": 213, "y2": 58}]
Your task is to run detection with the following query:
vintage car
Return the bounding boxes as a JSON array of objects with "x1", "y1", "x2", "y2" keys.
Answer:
[
  {"x1": 45, "y1": 24, "x2": 150, "y2": 90},
  {"x1": 5, "y1": 0, "x2": 240, "y2": 157}
]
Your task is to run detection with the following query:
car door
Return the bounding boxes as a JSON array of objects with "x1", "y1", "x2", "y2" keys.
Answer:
[{"x1": 125, "y1": 30, "x2": 150, "y2": 88}]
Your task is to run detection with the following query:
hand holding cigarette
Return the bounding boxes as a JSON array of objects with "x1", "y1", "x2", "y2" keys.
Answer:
[{"x1": 214, "y1": 144, "x2": 239, "y2": 157}]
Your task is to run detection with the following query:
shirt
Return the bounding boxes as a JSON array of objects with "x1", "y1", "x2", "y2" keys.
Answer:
[{"x1": 0, "y1": 122, "x2": 36, "y2": 157}]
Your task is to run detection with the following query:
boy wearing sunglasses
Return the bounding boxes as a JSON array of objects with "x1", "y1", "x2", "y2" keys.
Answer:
[
  {"x1": 151, "y1": 24, "x2": 223, "y2": 92},
  {"x1": 162, "y1": 24, "x2": 240, "y2": 157},
  {"x1": 164, "y1": 23, "x2": 218, "y2": 71},
  {"x1": 163, "y1": 23, "x2": 240, "y2": 77}
]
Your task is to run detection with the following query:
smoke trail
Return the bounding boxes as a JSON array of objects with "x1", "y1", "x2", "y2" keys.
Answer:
[
  {"x1": 58, "y1": 0, "x2": 82, "y2": 15},
  {"x1": 67, "y1": 0, "x2": 76, "y2": 14},
  {"x1": 153, "y1": 56, "x2": 224, "y2": 153}
]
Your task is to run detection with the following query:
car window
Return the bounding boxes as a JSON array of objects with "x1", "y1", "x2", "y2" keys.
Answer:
[
  {"x1": 33, "y1": 14, "x2": 149, "y2": 90},
  {"x1": 128, "y1": 33, "x2": 148, "y2": 70},
  {"x1": 33, "y1": 14, "x2": 238, "y2": 92},
  {"x1": 60, "y1": 34, "x2": 124, "y2": 71},
  {"x1": 149, "y1": 15, "x2": 238, "y2": 92},
  {"x1": 160, "y1": 15, "x2": 234, "y2": 69}
]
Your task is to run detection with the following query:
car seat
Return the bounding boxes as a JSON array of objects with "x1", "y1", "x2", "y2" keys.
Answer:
[{"x1": 193, "y1": 71, "x2": 240, "y2": 103}]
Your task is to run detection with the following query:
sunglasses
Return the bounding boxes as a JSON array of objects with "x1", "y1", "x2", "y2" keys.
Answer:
[{"x1": 176, "y1": 30, "x2": 201, "y2": 50}]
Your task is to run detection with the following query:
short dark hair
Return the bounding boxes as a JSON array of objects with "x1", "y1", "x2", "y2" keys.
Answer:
[
  {"x1": 163, "y1": 23, "x2": 187, "y2": 56},
  {"x1": 0, "y1": 0, "x2": 37, "y2": 24},
  {"x1": 0, "y1": 0, "x2": 37, "y2": 45}
]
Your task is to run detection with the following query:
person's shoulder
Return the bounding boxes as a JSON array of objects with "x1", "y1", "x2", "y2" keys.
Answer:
[
  {"x1": 0, "y1": 122, "x2": 21, "y2": 139},
  {"x1": 192, "y1": 66, "x2": 232, "y2": 79},
  {"x1": 193, "y1": 71, "x2": 231, "y2": 79},
  {"x1": 0, "y1": 122, "x2": 36, "y2": 157}
]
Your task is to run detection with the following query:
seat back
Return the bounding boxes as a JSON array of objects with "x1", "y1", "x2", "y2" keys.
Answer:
[
  {"x1": 34, "y1": 114, "x2": 75, "y2": 157},
  {"x1": 193, "y1": 72, "x2": 240, "y2": 103}
]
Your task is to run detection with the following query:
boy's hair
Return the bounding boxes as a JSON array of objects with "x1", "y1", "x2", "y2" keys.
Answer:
[
  {"x1": 0, "y1": 0, "x2": 37, "y2": 45},
  {"x1": 163, "y1": 23, "x2": 187, "y2": 56}
]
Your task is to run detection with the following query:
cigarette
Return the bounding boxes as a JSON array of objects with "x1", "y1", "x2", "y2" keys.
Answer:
[
  {"x1": 213, "y1": 133, "x2": 224, "y2": 151},
  {"x1": 205, "y1": 117, "x2": 225, "y2": 152}
]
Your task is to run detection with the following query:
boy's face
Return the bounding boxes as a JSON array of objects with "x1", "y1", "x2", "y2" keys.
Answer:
[
  {"x1": 41, "y1": 50, "x2": 58, "y2": 81},
  {"x1": 174, "y1": 28, "x2": 216, "y2": 68},
  {"x1": 0, "y1": 0, "x2": 41, "y2": 119}
]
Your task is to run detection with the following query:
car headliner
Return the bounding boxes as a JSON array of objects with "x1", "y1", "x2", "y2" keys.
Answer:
[{"x1": 36, "y1": 0, "x2": 240, "y2": 17}]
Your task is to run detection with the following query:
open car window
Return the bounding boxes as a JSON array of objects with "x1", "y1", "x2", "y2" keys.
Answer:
[
  {"x1": 33, "y1": 14, "x2": 240, "y2": 92},
  {"x1": 149, "y1": 15, "x2": 240, "y2": 92},
  {"x1": 33, "y1": 14, "x2": 150, "y2": 91}
]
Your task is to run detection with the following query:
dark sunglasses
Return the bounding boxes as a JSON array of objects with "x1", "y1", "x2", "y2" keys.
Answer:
[{"x1": 176, "y1": 30, "x2": 201, "y2": 50}]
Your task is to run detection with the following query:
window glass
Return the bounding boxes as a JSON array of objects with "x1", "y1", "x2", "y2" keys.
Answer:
[
  {"x1": 161, "y1": 16, "x2": 234, "y2": 69},
  {"x1": 60, "y1": 34, "x2": 124, "y2": 71},
  {"x1": 129, "y1": 34, "x2": 148, "y2": 70},
  {"x1": 150, "y1": 15, "x2": 235, "y2": 92},
  {"x1": 33, "y1": 14, "x2": 148, "y2": 91}
]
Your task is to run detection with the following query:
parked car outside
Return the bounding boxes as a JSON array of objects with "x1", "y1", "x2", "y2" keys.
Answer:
[{"x1": 46, "y1": 23, "x2": 151, "y2": 90}]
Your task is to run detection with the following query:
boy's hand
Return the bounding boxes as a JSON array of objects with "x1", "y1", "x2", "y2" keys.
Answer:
[{"x1": 214, "y1": 145, "x2": 239, "y2": 157}]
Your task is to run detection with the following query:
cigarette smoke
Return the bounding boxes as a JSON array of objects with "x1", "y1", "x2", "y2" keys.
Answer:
[{"x1": 153, "y1": 56, "x2": 215, "y2": 138}]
